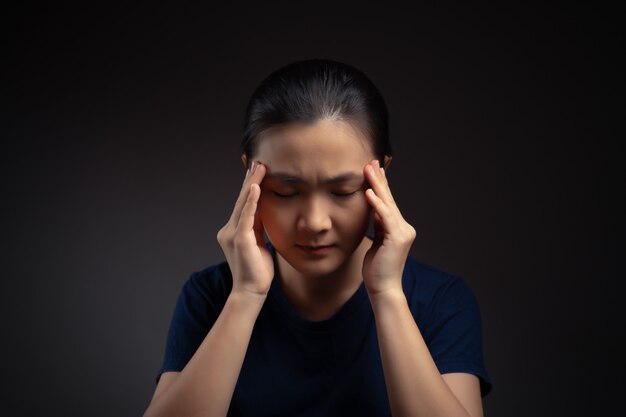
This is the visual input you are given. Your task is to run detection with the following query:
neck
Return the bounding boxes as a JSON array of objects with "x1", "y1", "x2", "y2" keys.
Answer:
[{"x1": 276, "y1": 236, "x2": 373, "y2": 321}]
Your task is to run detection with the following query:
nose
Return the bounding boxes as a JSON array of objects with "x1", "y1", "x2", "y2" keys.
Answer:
[{"x1": 297, "y1": 195, "x2": 332, "y2": 233}]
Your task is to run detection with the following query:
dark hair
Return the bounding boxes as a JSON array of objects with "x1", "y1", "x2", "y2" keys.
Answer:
[{"x1": 241, "y1": 59, "x2": 391, "y2": 167}]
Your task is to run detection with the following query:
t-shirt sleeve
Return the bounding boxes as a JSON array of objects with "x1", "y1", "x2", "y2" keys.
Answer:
[
  {"x1": 421, "y1": 275, "x2": 493, "y2": 397},
  {"x1": 155, "y1": 266, "x2": 230, "y2": 384}
]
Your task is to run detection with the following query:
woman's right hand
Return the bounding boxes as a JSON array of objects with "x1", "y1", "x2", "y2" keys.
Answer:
[{"x1": 217, "y1": 161, "x2": 274, "y2": 297}]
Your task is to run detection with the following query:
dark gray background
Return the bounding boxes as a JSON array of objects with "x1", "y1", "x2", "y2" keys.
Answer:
[{"x1": 2, "y1": 2, "x2": 622, "y2": 416}]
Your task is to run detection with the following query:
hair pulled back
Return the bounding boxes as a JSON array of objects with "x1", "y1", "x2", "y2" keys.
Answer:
[{"x1": 241, "y1": 59, "x2": 391, "y2": 166}]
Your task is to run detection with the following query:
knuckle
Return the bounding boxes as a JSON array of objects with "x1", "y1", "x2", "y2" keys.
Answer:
[{"x1": 217, "y1": 225, "x2": 232, "y2": 243}]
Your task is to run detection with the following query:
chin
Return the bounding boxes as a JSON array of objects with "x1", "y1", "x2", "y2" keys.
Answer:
[
  {"x1": 294, "y1": 261, "x2": 339, "y2": 278},
  {"x1": 281, "y1": 247, "x2": 348, "y2": 278}
]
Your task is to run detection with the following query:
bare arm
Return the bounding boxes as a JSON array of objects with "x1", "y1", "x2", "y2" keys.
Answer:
[
  {"x1": 143, "y1": 292, "x2": 266, "y2": 417},
  {"x1": 370, "y1": 290, "x2": 483, "y2": 417},
  {"x1": 362, "y1": 160, "x2": 484, "y2": 416},
  {"x1": 144, "y1": 162, "x2": 272, "y2": 417}
]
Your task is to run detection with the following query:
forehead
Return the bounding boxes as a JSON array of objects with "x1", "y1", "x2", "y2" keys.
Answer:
[{"x1": 255, "y1": 119, "x2": 374, "y2": 176}]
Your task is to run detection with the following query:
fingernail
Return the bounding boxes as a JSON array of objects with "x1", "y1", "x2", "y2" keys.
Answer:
[
  {"x1": 246, "y1": 167, "x2": 250, "y2": 177},
  {"x1": 374, "y1": 160, "x2": 380, "y2": 169},
  {"x1": 251, "y1": 161, "x2": 258, "y2": 174}
]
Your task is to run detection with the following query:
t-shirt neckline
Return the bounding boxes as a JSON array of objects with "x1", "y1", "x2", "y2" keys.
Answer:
[{"x1": 266, "y1": 241, "x2": 368, "y2": 332}]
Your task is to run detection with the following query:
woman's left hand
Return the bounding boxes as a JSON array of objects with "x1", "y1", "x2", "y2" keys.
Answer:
[{"x1": 362, "y1": 160, "x2": 416, "y2": 296}]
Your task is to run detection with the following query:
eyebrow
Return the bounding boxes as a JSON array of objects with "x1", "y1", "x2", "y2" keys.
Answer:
[{"x1": 264, "y1": 172, "x2": 363, "y2": 185}]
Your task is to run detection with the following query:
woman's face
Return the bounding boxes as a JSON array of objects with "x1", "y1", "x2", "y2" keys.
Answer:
[{"x1": 253, "y1": 119, "x2": 375, "y2": 278}]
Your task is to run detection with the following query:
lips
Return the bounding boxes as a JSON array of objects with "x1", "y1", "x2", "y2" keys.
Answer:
[{"x1": 296, "y1": 244, "x2": 335, "y2": 255}]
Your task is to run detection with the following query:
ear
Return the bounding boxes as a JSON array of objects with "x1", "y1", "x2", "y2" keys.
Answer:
[
  {"x1": 241, "y1": 154, "x2": 248, "y2": 170},
  {"x1": 383, "y1": 155, "x2": 393, "y2": 170}
]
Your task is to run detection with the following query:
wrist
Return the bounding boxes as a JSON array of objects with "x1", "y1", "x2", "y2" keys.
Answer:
[
  {"x1": 367, "y1": 285, "x2": 406, "y2": 311},
  {"x1": 228, "y1": 289, "x2": 268, "y2": 309}
]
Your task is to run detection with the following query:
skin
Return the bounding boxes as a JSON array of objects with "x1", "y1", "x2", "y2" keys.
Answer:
[
  {"x1": 249, "y1": 119, "x2": 391, "y2": 320},
  {"x1": 143, "y1": 118, "x2": 484, "y2": 417}
]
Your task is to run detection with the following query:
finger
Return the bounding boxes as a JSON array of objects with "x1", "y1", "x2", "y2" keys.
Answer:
[
  {"x1": 236, "y1": 183, "x2": 261, "y2": 235},
  {"x1": 365, "y1": 188, "x2": 396, "y2": 233},
  {"x1": 373, "y1": 211, "x2": 385, "y2": 241},
  {"x1": 253, "y1": 200, "x2": 266, "y2": 246},
  {"x1": 365, "y1": 161, "x2": 395, "y2": 206},
  {"x1": 229, "y1": 162, "x2": 266, "y2": 225},
  {"x1": 228, "y1": 169, "x2": 252, "y2": 224}
]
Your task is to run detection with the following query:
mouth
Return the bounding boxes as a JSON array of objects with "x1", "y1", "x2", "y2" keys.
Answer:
[{"x1": 296, "y1": 244, "x2": 336, "y2": 256}]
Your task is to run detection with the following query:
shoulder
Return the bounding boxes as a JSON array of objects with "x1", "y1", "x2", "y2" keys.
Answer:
[
  {"x1": 402, "y1": 256, "x2": 471, "y2": 300},
  {"x1": 177, "y1": 261, "x2": 233, "y2": 311},
  {"x1": 402, "y1": 257, "x2": 492, "y2": 396},
  {"x1": 189, "y1": 261, "x2": 233, "y2": 291},
  {"x1": 157, "y1": 261, "x2": 234, "y2": 379},
  {"x1": 401, "y1": 256, "x2": 480, "y2": 324}
]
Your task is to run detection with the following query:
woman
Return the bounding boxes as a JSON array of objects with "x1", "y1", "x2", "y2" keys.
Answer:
[{"x1": 144, "y1": 59, "x2": 492, "y2": 417}]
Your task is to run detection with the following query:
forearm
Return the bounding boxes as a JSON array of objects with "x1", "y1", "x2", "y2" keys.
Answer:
[
  {"x1": 370, "y1": 289, "x2": 471, "y2": 417},
  {"x1": 144, "y1": 291, "x2": 266, "y2": 417}
]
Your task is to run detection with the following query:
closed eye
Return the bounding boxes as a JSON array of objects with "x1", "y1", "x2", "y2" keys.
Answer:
[
  {"x1": 332, "y1": 191, "x2": 358, "y2": 198},
  {"x1": 273, "y1": 192, "x2": 297, "y2": 199},
  {"x1": 273, "y1": 191, "x2": 359, "y2": 199}
]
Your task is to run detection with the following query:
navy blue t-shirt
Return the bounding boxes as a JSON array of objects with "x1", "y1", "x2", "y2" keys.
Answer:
[{"x1": 157, "y1": 243, "x2": 492, "y2": 416}]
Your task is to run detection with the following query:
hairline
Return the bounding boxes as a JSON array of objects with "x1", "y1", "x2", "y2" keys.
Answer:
[{"x1": 249, "y1": 116, "x2": 376, "y2": 161}]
